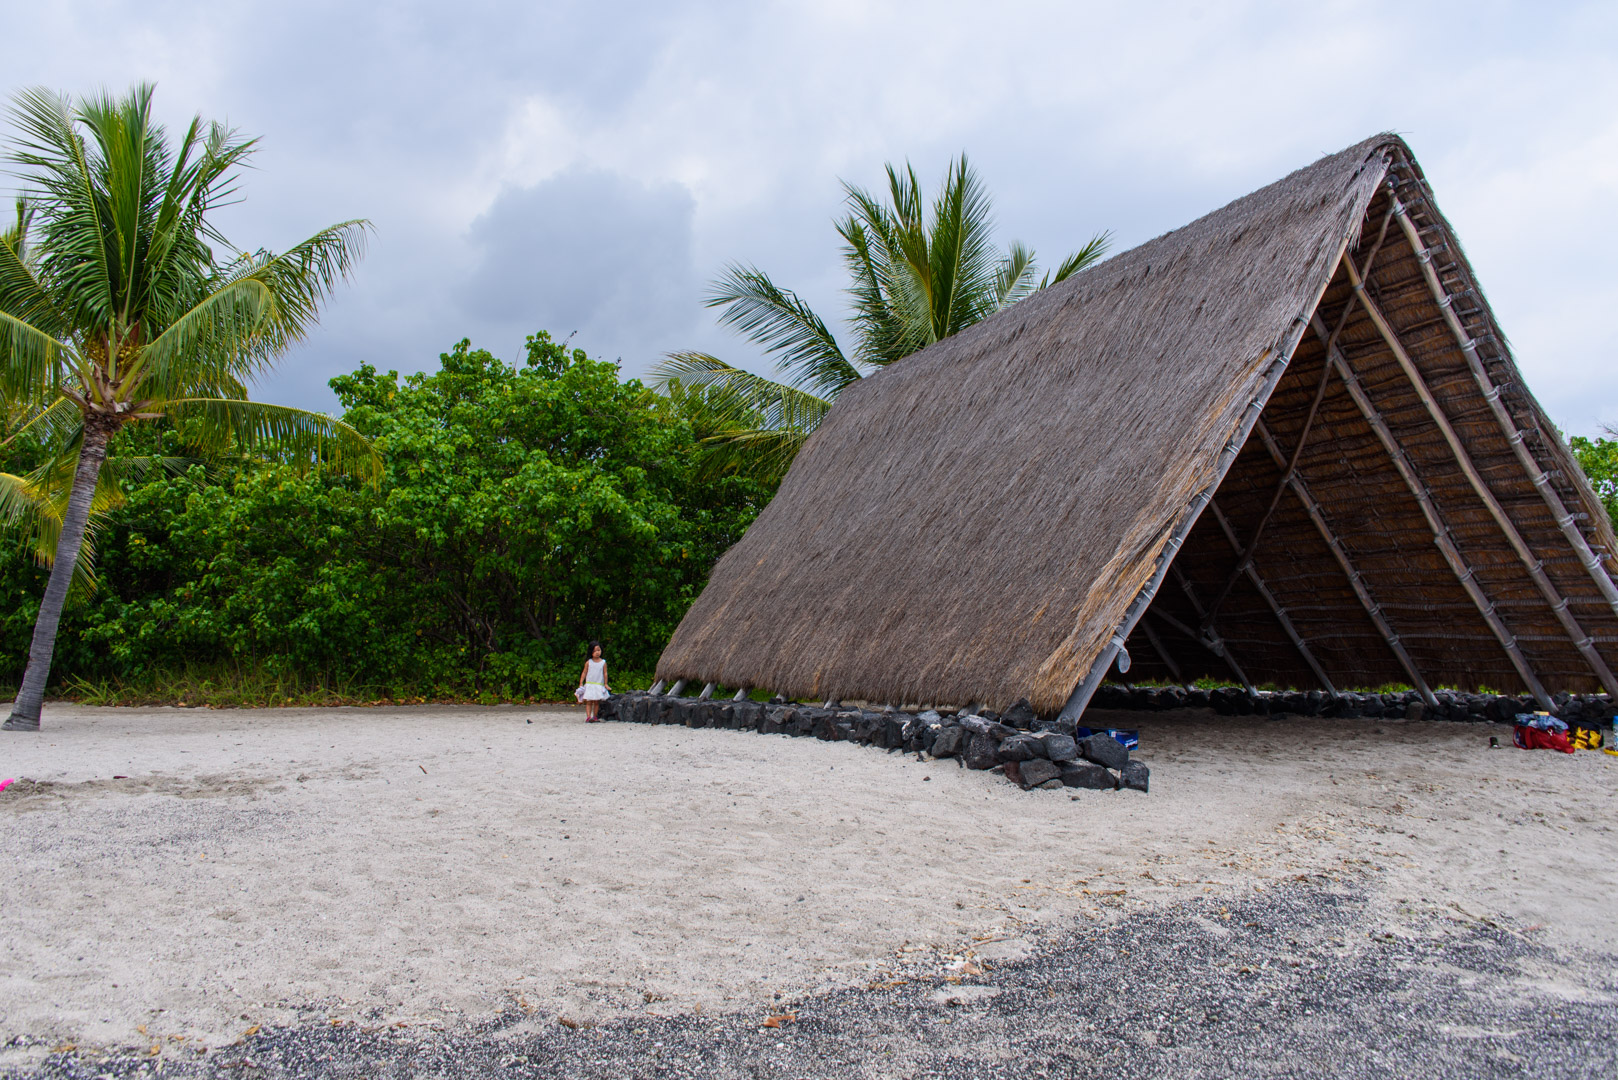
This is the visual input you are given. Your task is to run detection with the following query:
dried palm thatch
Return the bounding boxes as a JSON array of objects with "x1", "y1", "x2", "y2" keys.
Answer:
[{"x1": 656, "y1": 135, "x2": 1618, "y2": 718}]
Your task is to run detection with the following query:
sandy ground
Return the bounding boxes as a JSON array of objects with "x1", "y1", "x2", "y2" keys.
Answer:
[{"x1": 0, "y1": 703, "x2": 1614, "y2": 1068}]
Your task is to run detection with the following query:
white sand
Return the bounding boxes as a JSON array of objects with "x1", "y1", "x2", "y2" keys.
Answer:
[{"x1": 0, "y1": 704, "x2": 1613, "y2": 1053}]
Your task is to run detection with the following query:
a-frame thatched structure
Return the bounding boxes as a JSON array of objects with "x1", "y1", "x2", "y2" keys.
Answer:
[{"x1": 656, "y1": 135, "x2": 1618, "y2": 720}]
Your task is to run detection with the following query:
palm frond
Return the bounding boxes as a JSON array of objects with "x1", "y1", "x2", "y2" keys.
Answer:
[
  {"x1": 1040, "y1": 232, "x2": 1112, "y2": 288},
  {"x1": 156, "y1": 398, "x2": 382, "y2": 484},
  {"x1": 652, "y1": 352, "x2": 831, "y2": 435},
  {"x1": 705, "y1": 264, "x2": 859, "y2": 399},
  {"x1": 132, "y1": 221, "x2": 370, "y2": 397},
  {"x1": 927, "y1": 154, "x2": 999, "y2": 338},
  {"x1": 993, "y1": 241, "x2": 1040, "y2": 310},
  {"x1": 1, "y1": 394, "x2": 79, "y2": 450},
  {"x1": 0, "y1": 197, "x2": 71, "y2": 339}
]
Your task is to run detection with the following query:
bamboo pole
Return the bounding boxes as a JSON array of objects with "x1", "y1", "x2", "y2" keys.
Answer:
[
  {"x1": 1169, "y1": 565, "x2": 1257, "y2": 693},
  {"x1": 1202, "y1": 203, "x2": 1398, "y2": 627},
  {"x1": 1138, "y1": 615, "x2": 1185, "y2": 684},
  {"x1": 1207, "y1": 498, "x2": 1338, "y2": 694},
  {"x1": 1338, "y1": 264, "x2": 1618, "y2": 698},
  {"x1": 1390, "y1": 198, "x2": 1618, "y2": 621},
  {"x1": 1322, "y1": 325, "x2": 1556, "y2": 710},
  {"x1": 1253, "y1": 420, "x2": 1438, "y2": 707},
  {"x1": 1150, "y1": 602, "x2": 1257, "y2": 694}
]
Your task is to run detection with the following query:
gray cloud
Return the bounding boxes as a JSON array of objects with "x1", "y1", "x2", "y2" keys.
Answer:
[{"x1": 458, "y1": 167, "x2": 701, "y2": 368}]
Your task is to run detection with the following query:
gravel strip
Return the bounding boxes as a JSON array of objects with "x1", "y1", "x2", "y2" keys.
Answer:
[{"x1": 12, "y1": 882, "x2": 1614, "y2": 1079}]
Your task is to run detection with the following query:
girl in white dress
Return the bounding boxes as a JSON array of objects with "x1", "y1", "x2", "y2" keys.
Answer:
[{"x1": 578, "y1": 641, "x2": 610, "y2": 722}]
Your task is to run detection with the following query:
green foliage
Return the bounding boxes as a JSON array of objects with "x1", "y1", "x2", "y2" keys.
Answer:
[
  {"x1": 655, "y1": 154, "x2": 1110, "y2": 482},
  {"x1": 1570, "y1": 432, "x2": 1618, "y2": 531},
  {"x1": 0, "y1": 335, "x2": 773, "y2": 702}
]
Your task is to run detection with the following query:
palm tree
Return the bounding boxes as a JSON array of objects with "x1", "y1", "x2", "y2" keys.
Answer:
[
  {"x1": 655, "y1": 155, "x2": 1109, "y2": 481},
  {"x1": 0, "y1": 85, "x2": 380, "y2": 731}
]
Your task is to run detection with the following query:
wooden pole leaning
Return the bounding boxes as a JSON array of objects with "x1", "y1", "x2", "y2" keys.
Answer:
[
  {"x1": 1390, "y1": 199, "x2": 1618, "y2": 621},
  {"x1": 732, "y1": 687, "x2": 750, "y2": 701},
  {"x1": 1138, "y1": 614, "x2": 1185, "y2": 684},
  {"x1": 668, "y1": 679, "x2": 687, "y2": 698},
  {"x1": 1338, "y1": 265, "x2": 1618, "y2": 698},
  {"x1": 1322, "y1": 326, "x2": 1556, "y2": 710},
  {"x1": 1253, "y1": 420, "x2": 1439, "y2": 708},
  {"x1": 697, "y1": 682, "x2": 716, "y2": 700},
  {"x1": 648, "y1": 679, "x2": 666, "y2": 696},
  {"x1": 1207, "y1": 498, "x2": 1338, "y2": 695},
  {"x1": 1149, "y1": 598, "x2": 1256, "y2": 694}
]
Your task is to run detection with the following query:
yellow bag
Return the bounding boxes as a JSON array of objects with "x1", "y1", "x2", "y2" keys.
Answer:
[{"x1": 1571, "y1": 727, "x2": 1605, "y2": 750}]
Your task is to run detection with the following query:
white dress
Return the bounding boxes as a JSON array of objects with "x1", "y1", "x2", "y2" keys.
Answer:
[{"x1": 581, "y1": 659, "x2": 609, "y2": 700}]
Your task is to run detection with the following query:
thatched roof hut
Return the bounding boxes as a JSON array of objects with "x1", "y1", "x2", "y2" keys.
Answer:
[{"x1": 656, "y1": 135, "x2": 1618, "y2": 719}]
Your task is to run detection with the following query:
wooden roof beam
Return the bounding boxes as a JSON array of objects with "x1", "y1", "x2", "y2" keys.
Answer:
[
  {"x1": 1207, "y1": 498, "x2": 1338, "y2": 695},
  {"x1": 1319, "y1": 317, "x2": 1556, "y2": 710},
  {"x1": 1137, "y1": 614, "x2": 1185, "y2": 684},
  {"x1": 1340, "y1": 260, "x2": 1618, "y2": 698},
  {"x1": 1390, "y1": 196, "x2": 1618, "y2": 622},
  {"x1": 1252, "y1": 420, "x2": 1438, "y2": 707}
]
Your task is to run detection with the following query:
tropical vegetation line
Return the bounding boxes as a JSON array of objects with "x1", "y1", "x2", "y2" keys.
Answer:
[{"x1": 3, "y1": 84, "x2": 1616, "y2": 715}]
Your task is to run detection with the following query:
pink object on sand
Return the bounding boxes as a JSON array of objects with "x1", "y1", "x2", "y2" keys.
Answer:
[{"x1": 0, "y1": 779, "x2": 13, "y2": 793}]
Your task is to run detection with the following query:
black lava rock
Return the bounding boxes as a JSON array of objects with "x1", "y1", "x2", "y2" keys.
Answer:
[
  {"x1": 1040, "y1": 733, "x2": 1079, "y2": 763},
  {"x1": 959, "y1": 715, "x2": 1020, "y2": 741},
  {"x1": 1001, "y1": 699, "x2": 1037, "y2": 729},
  {"x1": 1120, "y1": 760, "x2": 1150, "y2": 793},
  {"x1": 1017, "y1": 759, "x2": 1062, "y2": 789},
  {"x1": 996, "y1": 734, "x2": 1043, "y2": 762},
  {"x1": 761, "y1": 707, "x2": 790, "y2": 735},
  {"x1": 931, "y1": 725, "x2": 965, "y2": 758},
  {"x1": 964, "y1": 732, "x2": 1000, "y2": 770},
  {"x1": 1060, "y1": 761, "x2": 1117, "y2": 790},
  {"x1": 884, "y1": 714, "x2": 913, "y2": 749},
  {"x1": 1077, "y1": 733, "x2": 1130, "y2": 772}
]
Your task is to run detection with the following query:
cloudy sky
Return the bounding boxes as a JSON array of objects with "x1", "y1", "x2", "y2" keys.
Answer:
[{"x1": 6, "y1": 0, "x2": 1615, "y2": 433}]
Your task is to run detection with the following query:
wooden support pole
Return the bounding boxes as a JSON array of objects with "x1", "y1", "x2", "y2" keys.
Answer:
[
  {"x1": 668, "y1": 679, "x2": 687, "y2": 698},
  {"x1": 732, "y1": 687, "x2": 750, "y2": 701},
  {"x1": 1391, "y1": 199, "x2": 1618, "y2": 621},
  {"x1": 1169, "y1": 564, "x2": 1257, "y2": 694},
  {"x1": 1207, "y1": 498, "x2": 1338, "y2": 695},
  {"x1": 1253, "y1": 420, "x2": 1438, "y2": 708},
  {"x1": 648, "y1": 679, "x2": 666, "y2": 696},
  {"x1": 1338, "y1": 265, "x2": 1618, "y2": 698},
  {"x1": 1138, "y1": 614, "x2": 1184, "y2": 684},
  {"x1": 697, "y1": 682, "x2": 716, "y2": 700},
  {"x1": 1322, "y1": 323, "x2": 1556, "y2": 710}
]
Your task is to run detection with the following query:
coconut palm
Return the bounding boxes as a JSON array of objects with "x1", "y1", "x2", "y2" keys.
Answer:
[
  {"x1": 0, "y1": 85, "x2": 380, "y2": 731},
  {"x1": 655, "y1": 155, "x2": 1109, "y2": 481}
]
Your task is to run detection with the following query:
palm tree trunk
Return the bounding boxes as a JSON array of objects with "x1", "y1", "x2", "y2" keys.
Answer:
[{"x1": 5, "y1": 417, "x2": 113, "y2": 731}]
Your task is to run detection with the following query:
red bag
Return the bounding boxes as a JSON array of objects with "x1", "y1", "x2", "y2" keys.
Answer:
[{"x1": 1513, "y1": 724, "x2": 1575, "y2": 753}]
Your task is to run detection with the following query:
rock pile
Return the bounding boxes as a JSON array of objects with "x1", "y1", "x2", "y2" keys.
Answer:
[
  {"x1": 600, "y1": 693, "x2": 1148, "y2": 794},
  {"x1": 1087, "y1": 684, "x2": 1616, "y2": 725}
]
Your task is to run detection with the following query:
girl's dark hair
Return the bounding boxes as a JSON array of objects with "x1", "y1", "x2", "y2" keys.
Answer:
[{"x1": 587, "y1": 640, "x2": 603, "y2": 658}]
